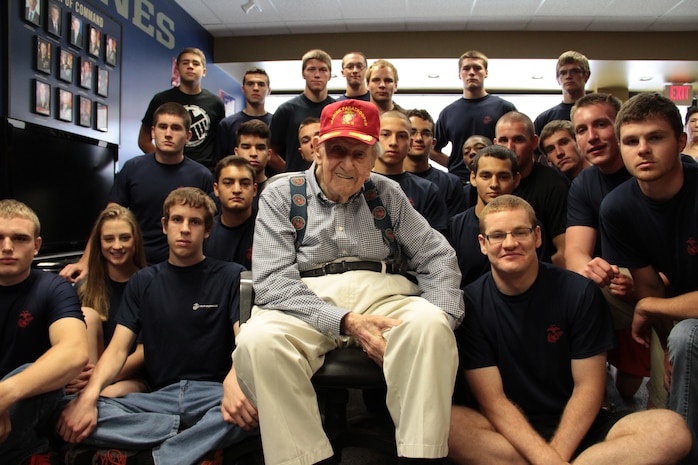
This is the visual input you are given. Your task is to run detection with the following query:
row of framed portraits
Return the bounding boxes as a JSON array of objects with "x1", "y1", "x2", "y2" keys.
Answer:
[
  {"x1": 36, "y1": 36, "x2": 109, "y2": 97},
  {"x1": 34, "y1": 79, "x2": 108, "y2": 132},
  {"x1": 25, "y1": 0, "x2": 118, "y2": 66}
]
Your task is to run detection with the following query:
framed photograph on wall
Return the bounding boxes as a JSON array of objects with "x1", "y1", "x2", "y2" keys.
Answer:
[
  {"x1": 57, "y1": 88, "x2": 73, "y2": 122},
  {"x1": 24, "y1": 0, "x2": 42, "y2": 27},
  {"x1": 105, "y1": 35, "x2": 117, "y2": 66},
  {"x1": 78, "y1": 96, "x2": 92, "y2": 127},
  {"x1": 36, "y1": 36, "x2": 52, "y2": 74},
  {"x1": 69, "y1": 14, "x2": 83, "y2": 48},
  {"x1": 97, "y1": 67, "x2": 109, "y2": 97},
  {"x1": 79, "y1": 58, "x2": 93, "y2": 90},
  {"x1": 34, "y1": 80, "x2": 51, "y2": 116},
  {"x1": 88, "y1": 25, "x2": 101, "y2": 58},
  {"x1": 47, "y1": 2, "x2": 62, "y2": 37},
  {"x1": 58, "y1": 48, "x2": 74, "y2": 83},
  {"x1": 96, "y1": 102, "x2": 108, "y2": 132}
]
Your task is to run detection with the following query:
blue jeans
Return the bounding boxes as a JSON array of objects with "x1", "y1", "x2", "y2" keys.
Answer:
[
  {"x1": 79, "y1": 380, "x2": 254, "y2": 465},
  {"x1": 667, "y1": 319, "x2": 698, "y2": 464},
  {"x1": 0, "y1": 364, "x2": 63, "y2": 464}
]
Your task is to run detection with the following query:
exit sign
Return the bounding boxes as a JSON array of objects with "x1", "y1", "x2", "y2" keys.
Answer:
[{"x1": 663, "y1": 85, "x2": 693, "y2": 105}]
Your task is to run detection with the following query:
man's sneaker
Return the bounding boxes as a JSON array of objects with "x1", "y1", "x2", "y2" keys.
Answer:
[
  {"x1": 64, "y1": 447, "x2": 153, "y2": 465},
  {"x1": 21, "y1": 451, "x2": 59, "y2": 465},
  {"x1": 198, "y1": 449, "x2": 223, "y2": 465}
]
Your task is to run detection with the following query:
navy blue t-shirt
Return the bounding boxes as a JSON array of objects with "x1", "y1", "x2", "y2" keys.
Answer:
[
  {"x1": 109, "y1": 154, "x2": 214, "y2": 264},
  {"x1": 567, "y1": 165, "x2": 631, "y2": 257},
  {"x1": 459, "y1": 262, "x2": 615, "y2": 421},
  {"x1": 216, "y1": 111, "x2": 273, "y2": 159},
  {"x1": 600, "y1": 163, "x2": 698, "y2": 296},
  {"x1": 270, "y1": 93, "x2": 335, "y2": 172},
  {"x1": 204, "y1": 212, "x2": 256, "y2": 270},
  {"x1": 434, "y1": 95, "x2": 516, "y2": 182},
  {"x1": 0, "y1": 270, "x2": 83, "y2": 378},
  {"x1": 534, "y1": 102, "x2": 574, "y2": 136},
  {"x1": 413, "y1": 166, "x2": 469, "y2": 217},
  {"x1": 116, "y1": 258, "x2": 243, "y2": 389},
  {"x1": 380, "y1": 172, "x2": 448, "y2": 232}
]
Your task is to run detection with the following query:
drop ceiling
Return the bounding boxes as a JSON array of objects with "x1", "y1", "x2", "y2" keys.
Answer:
[{"x1": 174, "y1": 0, "x2": 698, "y2": 94}]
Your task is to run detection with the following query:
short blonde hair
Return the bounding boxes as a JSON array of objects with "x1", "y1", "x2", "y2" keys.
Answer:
[
  {"x1": 0, "y1": 199, "x2": 40, "y2": 237},
  {"x1": 367, "y1": 59, "x2": 399, "y2": 84},
  {"x1": 302, "y1": 49, "x2": 332, "y2": 72},
  {"x1": 479, "y1": 194, "x2": 536, "y2": 234}
]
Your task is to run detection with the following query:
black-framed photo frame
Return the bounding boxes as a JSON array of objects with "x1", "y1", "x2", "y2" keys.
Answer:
[
  {"x1": 96, "y1": 102, "x2": 108, "y2": 132},
  {"x1": 24, "y1": 0, "x2": 42, "y2": 27},
  {"x1": 69, "y1": 14, "x2": 83, "y2": 48},
  {"x1": 88, "y1": 25, "x2": 101, "y2": 58},
  {"x1": 35, "y1": 36, "x2": 52, "y2": 74},
  {"x1": 57, "y1": 88, "x2": 73, "y2": 122},
  {"x1": 47, "y1": 1, "x2": 62, "y2": 37},
  {"x1": 79, "y1": 58, "x2": 93, "y2": 89},
  {"x1": 78, "y1": 95, "x2": 92, "y2": 127},
  {"x1": 34, "y1": 80, "x2": 51, "y2": 116},
  {"x1": 105, "y1": 35, "x2": 117, "y2": 66},
  {"x1": 97, "y1": 67, "x2": 109, "y2": 97},
  {"x1": 58, "y1": 48, "x2": 74, "y2": 83}
]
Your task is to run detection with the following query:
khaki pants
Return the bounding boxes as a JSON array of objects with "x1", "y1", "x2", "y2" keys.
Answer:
[{"x1": 233, "y1": 271, "x2": 458, "y2": 465}]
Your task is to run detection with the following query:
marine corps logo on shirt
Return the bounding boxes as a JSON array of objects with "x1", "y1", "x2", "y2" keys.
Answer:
[
  {"x1": 17, "y1": 310, "x2": 34, "y2": 328},
  {"x1": 546, "y1": 324, "x2": 563, "y2": 343},
  {"x1": 687, "y1": 237, "x2": 698, "y2": 256}
]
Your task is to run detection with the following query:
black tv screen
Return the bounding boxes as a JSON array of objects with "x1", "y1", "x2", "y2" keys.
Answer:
[{"x1": 1, "y1": 117, "x2": 116, "y2": 257}]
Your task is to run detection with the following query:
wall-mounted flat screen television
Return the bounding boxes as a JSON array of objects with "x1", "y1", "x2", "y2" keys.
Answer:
[{"x1": 1, "y1": 117, "x2": 117, "y2": 259}]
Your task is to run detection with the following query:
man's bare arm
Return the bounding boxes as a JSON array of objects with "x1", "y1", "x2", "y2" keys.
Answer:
[
  {"x1": 467, "y1": 366, "x2": 569, "y2": 465},
  {"x1": 549, "y1": 354, "x2": 606, "y2": 461},
  {"x1": 429, "y1": 149, "x2": 449, "y2": 168},
  {"x1": 137, "y1": 123, "x2": 155, "y2": 154}
]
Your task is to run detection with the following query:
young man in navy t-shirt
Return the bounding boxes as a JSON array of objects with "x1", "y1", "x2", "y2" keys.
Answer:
[
  {"x1": 0, "y1": 200, "x2": 87, "y2": 464},
  {"x1": 448, "y1": 194, "x2": 690, "y2": 465},
  {"x1": 57, "y1": 188, "x2": 257, "y2": 465}
]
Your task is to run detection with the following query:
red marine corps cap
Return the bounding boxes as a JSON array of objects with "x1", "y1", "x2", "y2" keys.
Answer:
[{"x1": 317, "y1": 99, "x2": 380, "y2": 145}]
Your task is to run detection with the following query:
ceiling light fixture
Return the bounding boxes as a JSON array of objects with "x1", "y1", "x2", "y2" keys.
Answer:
[
  {"x1": 531, "y1": 75, "x2": 544, "y2": 80},
  {"x1": 427, "y1": 73, "x2": 439, "y2": 79},
  {"x1": 241, "y1": 0, "x2": 260, "y2": 14},
  {"x1": 639, "y1": 76, "x2": 653, "y2": 81}
]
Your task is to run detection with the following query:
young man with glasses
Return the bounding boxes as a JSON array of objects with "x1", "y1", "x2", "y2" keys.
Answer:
[
  {"x1": 338, "y1": 52, "x2": 370, "y2": 101},
  {"x1": 405, "y1": 109, "x2": 469, "y2": 217},
  {"x1": 448, "y1": 194, "x2": 691, "y2": 465},
  {"x1": 534, "y1": 51, "x2": 591, "y2": 136}
]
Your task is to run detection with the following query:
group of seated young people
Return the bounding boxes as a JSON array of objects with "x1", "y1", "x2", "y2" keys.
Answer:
[{"x1": 2, "y1": 45, "x2": 697, "y2": 465}]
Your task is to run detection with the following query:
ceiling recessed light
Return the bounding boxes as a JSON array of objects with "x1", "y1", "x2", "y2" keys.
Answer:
[
  {"x1": 531, "y1": 75, "x2": 544, "y2": 80},
  {"x1": 639, "y1": 76, "x2": 653, "y2": 81},
  {"x1": 427, "y1": 73, "x2": 439, "y2": 79}
]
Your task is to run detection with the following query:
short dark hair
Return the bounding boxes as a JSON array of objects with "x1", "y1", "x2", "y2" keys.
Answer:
[
  {"x1": 153, "y1": 102, "x2": 191, "y2": 132},
  {"x1": 163, "y1": 187, "x2": 216, "y2": 233},
  {"x1": 406, "y1": 109, "x2": 434, "y2": 130},
  {"x1": 471, "y1": 145, "x2": 519, "y2": 176},
  {"x1": 571, "y1": 93, "x2": 622, "y2": 121},
  {"x1": 539, "y1": 120, "x2": 575, "y2": 153},
  {"x1": 298, "y1": 116, "x2": 320, "y2": 133},
  {"x1": 556, "y1": 51, "x2": 590, "y2": 78},
  {"x1": 243, "y1": 68, "x2": 270, "y2": 86},
  {"x1": 214, "y1": 155, "x2": 256, "y2": 184},
  {"x1": 236, "y1": 119, "x2": 270, "y2": 146},
  {"x1": 458, "y1": 50, "x2": 488, "y2": 70},
  {"x1": 176, "y1": 47, "x2": 206, "y2": 68},
  {"x1": 615, "y1": 92, "x2": 684, "y2": 140}
]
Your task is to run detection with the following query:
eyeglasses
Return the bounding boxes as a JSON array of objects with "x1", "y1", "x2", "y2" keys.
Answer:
[
  {"x1": 410, "y1": 130, "x2": 433, "y2": 139},
  {"x1": 557, "y1": 68, "x2": 584, "y2": 78},
  {"x1": 485, "y1": 227, "x2": 534, "y2": 244}
]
